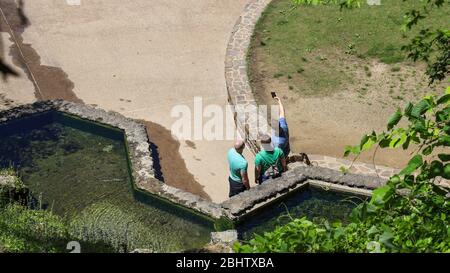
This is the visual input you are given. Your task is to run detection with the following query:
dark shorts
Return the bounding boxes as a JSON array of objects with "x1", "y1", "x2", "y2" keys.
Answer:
[
  {"x1": 229, "y1": 177, "x2": 247, "y2": 197},
  {"x1": 257, "y1": 173, "x2": 281, "y2": 185}
]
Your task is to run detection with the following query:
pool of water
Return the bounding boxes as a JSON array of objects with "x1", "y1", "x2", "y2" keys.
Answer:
[
  {"x1": 237, "y1": 186, "x2": 369, "y2": 241},
  {"x1": 0, "y1": 111, "x2": 213, "y2": 252}
]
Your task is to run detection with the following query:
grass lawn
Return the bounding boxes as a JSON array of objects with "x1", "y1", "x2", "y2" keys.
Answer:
[
  {"x1": 250, "y1": 0, "x2": 449, "y2": 96},
  {"x1": 248, "y1": 0, "x2": 448, "y2": 168}
]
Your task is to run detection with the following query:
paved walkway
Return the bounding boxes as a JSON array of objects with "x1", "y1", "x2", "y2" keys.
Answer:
[{"x1": 308, "y1": 154, "x2": 397, "y2": 180}]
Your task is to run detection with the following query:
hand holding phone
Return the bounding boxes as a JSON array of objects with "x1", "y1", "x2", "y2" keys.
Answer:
[{"x1": 271, "y1": 91, "x2": 277, "y2": 98}]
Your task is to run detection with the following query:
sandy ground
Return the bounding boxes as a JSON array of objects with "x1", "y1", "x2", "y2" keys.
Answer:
[
  {"x1": 0, "y1": 0, "x2": 254, "y2": 203},
  {"x1": 252, "y1": 54, "x2": 446, "y2": 169}
]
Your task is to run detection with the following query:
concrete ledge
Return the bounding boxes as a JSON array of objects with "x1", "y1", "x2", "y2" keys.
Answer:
[
  {"x1": 220, "y1": 165, "x2": 385, "y2": 221},
  {"x1": 308, "y1": 180, "x2": 372, "y2": 197},
  {"x1": 222, "y1": 171, "x2": 308, "y2": 219},
  {"x1": 293, "y1": 165, "x2": 386, "y2": 190}
]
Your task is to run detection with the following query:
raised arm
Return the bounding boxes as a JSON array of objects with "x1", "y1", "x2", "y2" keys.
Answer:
[{"x1": 274, "y1": 96, "x2": 285, "y2": 119}]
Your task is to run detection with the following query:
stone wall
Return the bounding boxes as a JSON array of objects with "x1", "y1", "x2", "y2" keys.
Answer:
[
  {"x1": 0, "y1": 101, "x2": 225, "y2": 219},
  {"x1": 225, "y1": 0, "x2": 272, "y2": 154},
  {"x1": 221, "y1": 0, "x2": 385, "y2": 221},
  {"x1": 0, "y1": 100, "x2": 384, "y2": 223},
  {"x1": 224, "y1": 0, "x2": 399, "y2": 180},
  {"x1": 221, "y1": 165, "x2": 383, "y2": 221}
]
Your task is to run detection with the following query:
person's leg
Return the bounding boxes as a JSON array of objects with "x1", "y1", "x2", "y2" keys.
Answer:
[
  {"x1": 229, "y1": 177, "x2": 246, "y2": 197},
  {"x1": 235, "y1": 183, "x2": 246, "y2": 195},
  {"x1": 259, "y1": 174, "x2": 270, "y2": 184},
  {"x1": 228, "y1": 177, "x2": 235, "y2": 197},
  {"x1": 256, "y1": 175, "x2": 263, "y2": 185}
]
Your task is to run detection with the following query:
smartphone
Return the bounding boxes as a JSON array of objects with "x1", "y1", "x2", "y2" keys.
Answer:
[{"x1": 271, "y1": 91, "x2": 277, "y2": 98}]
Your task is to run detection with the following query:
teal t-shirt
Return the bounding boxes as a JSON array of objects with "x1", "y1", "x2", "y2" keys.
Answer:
[
  {"x1": 255, "y1": 148, "x2": 284, "y2": 175},
  {"x1": 227, "y1": 148, "x2": 248, "y2": 182}
]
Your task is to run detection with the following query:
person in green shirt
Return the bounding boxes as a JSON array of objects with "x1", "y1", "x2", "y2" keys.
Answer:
[
  {"x1": 255, "y1": 134, "x2": 287, "y2": 184},
  {"x1": 227, "y1": 140, "x2": 250, "y2": 197}
]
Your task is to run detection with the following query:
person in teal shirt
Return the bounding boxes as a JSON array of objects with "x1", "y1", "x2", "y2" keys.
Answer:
[
  {"x1": 255, "y1": 134, "x2": 287, "y2": 184},
  {"x1": 227, "y1": 140, "x2": 250, "y2": 197}
]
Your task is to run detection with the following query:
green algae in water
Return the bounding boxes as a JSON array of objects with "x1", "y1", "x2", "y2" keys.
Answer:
[
  {"x1": 237, "y1": 187, "x2": 369, "y2": 241},
  {"x1": 0, "y1": 113, "x2": 212, "y2": 252}
]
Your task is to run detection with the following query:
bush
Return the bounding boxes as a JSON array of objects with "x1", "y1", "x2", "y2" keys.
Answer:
[
  {"x1": 0, "y1": 168, "x2": 29, "y2": 208},
  {"x1": 0, "y1": 204, "x2": 69, "y2": 253}
]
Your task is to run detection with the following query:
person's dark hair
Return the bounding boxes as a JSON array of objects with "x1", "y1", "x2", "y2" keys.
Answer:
[{"x1": 259, "y1": 133, "x2": 271, "y2": 144}]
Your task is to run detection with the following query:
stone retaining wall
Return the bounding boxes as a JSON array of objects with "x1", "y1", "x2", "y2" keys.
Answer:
[
  {"x1": 0, "y1": 100, "x2": 384, "y2": 223},
  {"x1": 225, "y1": 0, "x2": 272, "y2": 153},
  {"x1": 224, "y1": 0, "x2": 399, "y2": 180},
  {"x1": 221, "y1": 165, "x2": 383, "y2": 221},
  {"x1": 0, "y1": 100, "x2": 225, "y2": 219}
]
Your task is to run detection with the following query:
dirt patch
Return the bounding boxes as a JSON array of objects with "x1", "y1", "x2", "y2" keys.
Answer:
[
  {"x1": 0, "y1": 0, "x2": 81, "y2": 103},
  {"x1": 141, "y1": 120, "x2": 211, "y2": 201},
  {"x1": 247, "y1": 0, "x2": 449, "y2": 169},
  {"x1": 250, "y1": 37, "x2": 446, "y2": 169},
  {"x1": 185, "y1": 140, "x2": 197, "y2": 149}
]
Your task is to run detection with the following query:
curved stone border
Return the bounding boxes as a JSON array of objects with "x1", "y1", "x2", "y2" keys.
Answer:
[
  {"x1": 225, "y1": 0, "x2": 272, "y2": 153},
  {"x1": 0, "y1": 100, "x2": 225, "y2": 219},
  {"x1": 220, "y1": 0, "x2": 398, "y2": 221},
  {"x1": 309, "y1": 154, "x2": 398, "y2": 180},
  {"x1": 224, "y1": 0, "x2": 399, "y2": 179}
]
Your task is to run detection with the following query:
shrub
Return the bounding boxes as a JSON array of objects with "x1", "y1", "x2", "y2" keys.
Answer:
[{"x1": 0, "y1": 204, "x2": 69, "y2": 253}]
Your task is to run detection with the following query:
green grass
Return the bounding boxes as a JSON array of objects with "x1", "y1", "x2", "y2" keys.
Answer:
[{"x1": 250, "y1": 0, "x2": 449, "y2": 96}]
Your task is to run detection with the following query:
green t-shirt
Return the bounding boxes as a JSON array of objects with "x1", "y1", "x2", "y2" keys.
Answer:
[
  {"x1": 255, "y1": 148, "x2": 284, "y2": 176},
  {"x1": 227, "y1": 148, "x2": 248, "y2": 182}
]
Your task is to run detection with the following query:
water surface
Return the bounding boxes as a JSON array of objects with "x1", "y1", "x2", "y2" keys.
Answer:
[
  {"x1": 237, "y1": 186, "x2": 368, "y2": 241},
  {"x1": 0, "y1": 112, "x2": 212, "y2": 252}
]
